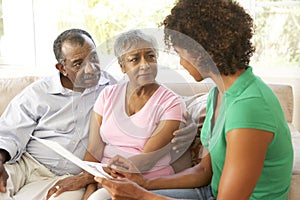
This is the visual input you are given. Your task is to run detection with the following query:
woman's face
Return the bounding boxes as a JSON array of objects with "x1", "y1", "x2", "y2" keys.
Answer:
[
  {"x1": 174, "y1": 46, "x2": 203, "y2": 82},
  {"x1": 120, "y1": 45, "x2": 157, "y2": 87}
]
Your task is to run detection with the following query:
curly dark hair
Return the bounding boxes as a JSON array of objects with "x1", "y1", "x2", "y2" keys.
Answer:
[
  {"x1": 162, "y1": 0, "x2": 255, "y2": 75},
  {"x1": 53, "y1": 28, "x2": 95, "y2": 63}
]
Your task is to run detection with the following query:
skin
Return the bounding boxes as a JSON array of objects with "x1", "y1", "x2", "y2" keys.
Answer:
[
  {"x1": 55, "y1": 34, "x2": 101, "y2": 92},
  {"x1": 46, "y1": 45, "x2": 184, "y2": 199},
  {"x1": 0, "y1": 150, "x2": 10, "y2": 193},
  {"x1": 0, "y1": 33, "x2": 101, "y2": 195},
  {"x1": 94, "y1": 46, "x2": 274, "y2": 200}
]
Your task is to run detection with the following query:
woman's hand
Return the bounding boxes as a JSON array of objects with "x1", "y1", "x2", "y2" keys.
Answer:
[
  {"x1": 171, "y1": 111, "x2": 197, "y2": 155},
  {"x1": 107, "y1": 155, "x2": 148, "y2": 188},
  {"x1": 81, "y1": 183, "x2": 98, "y2": 200},
  {"x1": 45, "y1": 172, "x2": 95, "y2": 199},
  {"x1": 94, "y1": 177, "x2": 168, "y2": 200}
]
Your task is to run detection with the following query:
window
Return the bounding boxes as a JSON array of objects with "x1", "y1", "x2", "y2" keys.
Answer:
[
  {"x1": 238, "y1": 0, "x2": 300, "y2": 68},
  {"x1": 0, "y1": 0, "x2": 176, "y2": 77},
  {"x1": 0, "y1": 0, "x2": 299, "y2": 78}
]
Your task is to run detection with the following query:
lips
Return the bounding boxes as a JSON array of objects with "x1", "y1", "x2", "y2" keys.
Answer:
[
  {"x1": 83, "y1": 75, "x2": 99, "y2": 83},
  {"x1": 138, "y1": 73, "x2": 152, "y2": 77},
  {"x1": 82, "y1": 71, "x2": 101, "y2": 81}
]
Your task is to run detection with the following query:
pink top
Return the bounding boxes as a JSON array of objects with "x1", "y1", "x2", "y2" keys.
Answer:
[{"x1": 93, "y1": 82, "x2": 186, "y2": 178}]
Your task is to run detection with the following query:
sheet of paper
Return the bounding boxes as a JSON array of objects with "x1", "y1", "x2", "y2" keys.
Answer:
[{"x1": 30, "y1": 135, "x2": 111, "y2": 178}]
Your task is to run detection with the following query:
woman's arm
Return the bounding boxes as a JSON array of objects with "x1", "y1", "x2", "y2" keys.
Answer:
[
  {"x1": 85, "y1": 111, "x2": 105, "y2": 162},
  {"x1": 108, "y1": 148, "x2": 212, "y2": 190},
  {"x1": 128, "y1": 119, "x2": 181, "y2": 172},
  {"x1": 217, "y1": 128, "x2": 273, "y2": 200},
  {"x1": 126, "y1": 112, "x2": 198, "y2": 173},
  {"x1": 81, "y1": 111, "x2": 106, "y2": 199},
  {"x1": 145, "y1": 148, "x2": 212, "y2": 190}
]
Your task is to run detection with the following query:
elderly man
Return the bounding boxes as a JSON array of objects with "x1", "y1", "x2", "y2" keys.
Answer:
[{"x1": 0, "y1": 28, "x2": 117, "y2": 200}]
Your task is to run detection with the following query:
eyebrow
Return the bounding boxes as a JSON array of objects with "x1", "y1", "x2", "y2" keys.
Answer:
[{"x1": 127, "y1": 49, "x2": 155, "y2": 56}]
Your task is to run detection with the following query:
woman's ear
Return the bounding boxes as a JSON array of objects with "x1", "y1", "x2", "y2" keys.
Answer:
[
  {"x1": 56, "y1": 63, "x2": 67, "y2": 76},
  {"x1": 118, "y1": 60, "x2": 126, "y2": 73}
]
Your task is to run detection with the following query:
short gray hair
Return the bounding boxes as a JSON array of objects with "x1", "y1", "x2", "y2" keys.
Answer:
[{"x1": 113, "y1": 29, "x2": 158, "y2": 61}]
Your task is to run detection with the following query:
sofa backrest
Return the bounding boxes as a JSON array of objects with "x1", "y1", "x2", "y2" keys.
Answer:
[
  {"x1": 0, "y1": 76, "x2": 40, "y2": 115},
  {"x1": 163, "y1": 82, "x2": 294, "y2": 124},
  {"x1": 0, "y1": 77, "x2": 294, "y2": 124}
]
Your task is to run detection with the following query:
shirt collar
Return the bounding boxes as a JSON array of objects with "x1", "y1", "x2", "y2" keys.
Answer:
[
  {"x1": 225, "y1": 66, "x2": 256, "y2": 97},
  {"x1": 47, "y1": 72, "x2": 111, "y2": 95}
]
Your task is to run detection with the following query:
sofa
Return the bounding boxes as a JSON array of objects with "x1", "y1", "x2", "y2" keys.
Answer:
[{"x1": 0, "y1": 76, "x2": 299, "y2": 199}]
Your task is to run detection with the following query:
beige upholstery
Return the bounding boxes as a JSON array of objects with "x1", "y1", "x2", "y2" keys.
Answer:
[
  {"x1": 0, "y1": 76, "x2": 40, "y2": 115},
  {"x1": 0, "y1": 77, "x2": 299, "y2": 199},
  {"x1": 164, "y1": 82, "x2": 294, "y2": 124}
]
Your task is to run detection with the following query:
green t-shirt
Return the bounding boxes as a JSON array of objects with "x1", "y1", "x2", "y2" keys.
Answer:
[{"x1": 201, "y1": 67, "x2": 293, "y2": 200}]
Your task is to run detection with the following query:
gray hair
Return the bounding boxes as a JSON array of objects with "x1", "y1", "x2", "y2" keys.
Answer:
[
  {"x1": 113, "y1": 29, "x2": 159, "y2": 61},
  {"x1": 53, "y1": 28, "x2": 95, "y2": 63}
]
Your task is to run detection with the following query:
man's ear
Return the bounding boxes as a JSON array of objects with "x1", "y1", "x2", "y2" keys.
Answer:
[{"x1": 56, "y1": 63, "x2": 67, "y2": 76}]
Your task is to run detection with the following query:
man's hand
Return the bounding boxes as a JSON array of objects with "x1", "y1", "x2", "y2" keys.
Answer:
[
  {"x1": 0, "y1": 163, "x2": 8, "y2": 193},
  {"x1": 0, "y1": 150, "x2": 10, "y2": 193},
  {"x1": 45, "y1": 172, "x2": 94, "y2": 200},
  {"x1": 170, "y1": 111, "x2": 198, "y2": 161}
]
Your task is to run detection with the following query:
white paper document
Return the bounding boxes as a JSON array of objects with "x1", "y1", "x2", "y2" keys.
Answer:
[{"x1": 30, "y1": 135, "x2": 112, "y2": 179}]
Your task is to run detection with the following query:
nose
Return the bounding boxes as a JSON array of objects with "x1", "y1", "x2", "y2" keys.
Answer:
[
  {"x1": 139, "y1": 57, "x2": 150, "y2": 70},
  {"x1": 83, "y1": 61, "x2": 97, "y2": 74}
]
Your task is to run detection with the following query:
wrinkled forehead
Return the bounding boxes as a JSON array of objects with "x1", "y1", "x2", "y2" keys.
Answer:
[{"x1": 121, "y1": 41, "x2": 156, "y2": 56}]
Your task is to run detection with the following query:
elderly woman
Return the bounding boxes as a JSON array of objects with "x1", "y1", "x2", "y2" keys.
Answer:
[
  {"x1": 46, "y1": 29, "x2": 188, "y2": 200},
  {"x1": 95, "y1": 0, "x2": 294, "y2": 199}
]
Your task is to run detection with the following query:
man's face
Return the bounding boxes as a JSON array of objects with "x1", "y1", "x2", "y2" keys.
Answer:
[{"x1": 60, "y1": 35, "x2": 101, "y2": 90}]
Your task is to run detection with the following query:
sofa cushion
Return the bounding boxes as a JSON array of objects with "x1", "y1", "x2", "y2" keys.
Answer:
[
  {"x1": 0, "y1": 76, "x2": 40, "y2": 115},
  {"x1": 268, "y1": 84, "x2": 294, "y2": 124},
  {"x1": 291, "y1": 129, "x2": 300, "y2": 175}
]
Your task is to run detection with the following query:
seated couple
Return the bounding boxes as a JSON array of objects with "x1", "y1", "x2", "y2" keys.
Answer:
[{"x1": 46, "y1": 29, "x2": 196, "y2": 200}]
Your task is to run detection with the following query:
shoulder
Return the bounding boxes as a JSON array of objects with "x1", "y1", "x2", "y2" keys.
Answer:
[
  {"x1": 99, "y1": 82, "x2": 126, "y2": 97},
  {"x1": 225, "y1": 80, "x2": 281, "y2": 132},
  {"x1": 158, "y1": 85, "x2": 183, "y2": 100},
  {"x1": 17, "y1": 76, "x2": 53, "y2": 98},
  {"x1": 101, "y1": 71, "x2": 119, "y2": 84}
]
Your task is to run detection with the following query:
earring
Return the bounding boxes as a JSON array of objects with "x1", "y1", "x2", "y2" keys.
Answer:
[{"x1": 122, "y1": 74, "x2": 128, "y2": 81}]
